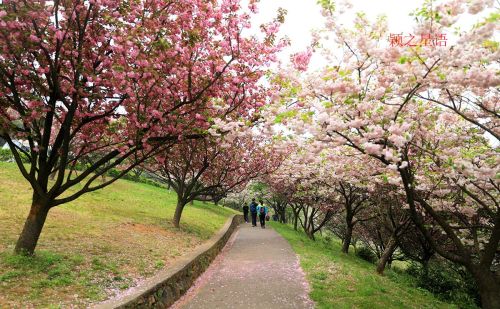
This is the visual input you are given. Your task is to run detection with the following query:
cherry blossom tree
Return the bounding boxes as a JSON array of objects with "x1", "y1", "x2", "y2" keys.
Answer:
[
  {"x1": 278, "y1": 0, "x2": 499, "y2": 305},
  {"x1": 397, "y1": 219, "x2": 442, "y2": 271},
  {"x1": 149, "y1": 132, "x2": 284, "y2": 228},
  {"x1": 264, "y1": 148, "x2": 342, "y2": 239},
  {"x1": 0, "y1": 0, "x2": 283, "y2": 254},
  {"x1": 366, "y1": 186, "x2": 412, "y2": 274},
  {"x1": 263, "y1": 154, "x2": 307, "y2": 230},
  {"x1": 268, "y1": 192, "x2": 289, "y2": 223},
  {"x1": 333, "y1": 182, "x2": 376, "y2": 254},
  {"x1": 315, "y1": 149, "x2": 383, "y2": 253}
]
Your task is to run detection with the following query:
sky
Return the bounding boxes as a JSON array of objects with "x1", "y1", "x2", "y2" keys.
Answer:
[{"x1": 249, "y1": 0, "x2": 425, "y2": 66}]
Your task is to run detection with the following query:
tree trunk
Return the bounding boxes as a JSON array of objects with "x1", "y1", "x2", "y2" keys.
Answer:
[
  {"x1": 305, "y1": 223, "x2": 315, "y2": 240},
  {"x1": 279, "y1": 208, "x2": 286, "y2": 223},
  {"x1": 422, "y1": 260, "x2": 429, "y2": 278},
  {"x1": 342, "y1": 224, "x2": 353, "y2": 254},
  {"x1": 470, "y1": 265, "x2": 500, "y2": 309},
  {"x1": 376, "y1": 236, "x2": 397, "y2": 275},
  {"x1": 14, "y1": 196, "x2": 50, "y2": 255},
  {"x1": 172, "y1": 200, "x2": 186, "y2": 228},
  {"x1": 293, "y1": 211, "x2": 299, "y2": 230},
  {"x1": 306, "y1": 229, "x2": 315, "y2": 240}
]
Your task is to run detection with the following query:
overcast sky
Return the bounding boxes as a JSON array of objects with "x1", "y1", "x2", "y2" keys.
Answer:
[{"x1": 249, "y1": 0, "x2": 425, "y2": 66}]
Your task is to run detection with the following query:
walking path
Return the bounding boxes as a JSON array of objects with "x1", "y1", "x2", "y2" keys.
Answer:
[{"x1": 172, "y1": 223, "x2": 314, "y2": 309}]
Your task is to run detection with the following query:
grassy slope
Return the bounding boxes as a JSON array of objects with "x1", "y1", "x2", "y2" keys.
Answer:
[
  {"x1": 0, "y1": 162, "x2": 238, "y2": 308},
  {"x1": 271, "y1": 222, "x2": 456, "y2": 309}
]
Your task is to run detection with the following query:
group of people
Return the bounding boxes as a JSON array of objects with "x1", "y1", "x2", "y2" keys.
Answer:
[{"x1": 242, "y1": 198, "x2": 269, "y2": 228}]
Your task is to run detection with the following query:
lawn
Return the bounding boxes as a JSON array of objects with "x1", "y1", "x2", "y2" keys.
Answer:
[
  {"x1": 0, "y1": 162, "x2": 239, "y2": 308},
  {"x1": 270, "y1": 222, "x2": 456, "y2": 309}
]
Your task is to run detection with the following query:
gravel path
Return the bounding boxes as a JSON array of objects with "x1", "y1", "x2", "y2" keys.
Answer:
[{"x1": 171, "y1": 223, "x2": 314, "y2": 309}]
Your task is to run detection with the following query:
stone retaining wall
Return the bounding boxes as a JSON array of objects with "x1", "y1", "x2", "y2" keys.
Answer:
[{"x1": 95, "y1": 214, "x2": 244, "y2": 309}]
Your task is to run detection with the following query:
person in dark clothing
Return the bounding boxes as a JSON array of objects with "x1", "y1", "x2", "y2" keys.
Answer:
[
  {"x1": 256, "y1": 200, "x2": 269, "y2": 228},
  {"x1": 242, "y1": 203, "x2": 249, "y2": 223},
  {"x1": 249, "y1": 198, "x2": 258, "y2": 227}
]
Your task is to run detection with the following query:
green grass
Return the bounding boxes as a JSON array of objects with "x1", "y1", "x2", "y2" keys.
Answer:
[
  {"x1": 0, "y1": 162, "x2": 238, "y2": 308},
  {"x1": 270, "y1": 222, "x2": 455, "y2": 309}
]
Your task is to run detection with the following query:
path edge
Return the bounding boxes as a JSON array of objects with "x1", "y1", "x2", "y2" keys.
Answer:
[{"x1": 95, "y1": 214, "x2": 244, "y2": 309}]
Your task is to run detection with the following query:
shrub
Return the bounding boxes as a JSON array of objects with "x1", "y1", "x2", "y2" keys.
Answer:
[
  {"x1": 0, "y1": 148, "x2": 13, "y2": 161},
  {"x1": 355, "y1": 246, "x2": 377, "y2": 264},
  {"x1": 106, "y1": 168, "x2": 122, "y2": 179},
  {"x1": 0, "y1": 148, "x2": 30, "y2": 163},
  {"x1": 323, "y1": 235, "x2": 332, "y2": 244},
  {"x1": 142, "y1": 178, "x2": 164, "y2": 188},
  {"x1": 406, "y1": 260, "x2": 480, "y2": 308}
]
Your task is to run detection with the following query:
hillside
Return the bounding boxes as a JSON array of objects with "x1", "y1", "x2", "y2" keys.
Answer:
[
  {"x1": 0, "y1": 162, "x2": 238, "y2": 308},
  {"x1": 271, "y1": 222, "x2": 456, "y2": 309}
]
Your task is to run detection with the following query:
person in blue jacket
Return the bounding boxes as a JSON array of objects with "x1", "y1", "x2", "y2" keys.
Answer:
[
  {"x1": 249, "y1": 198, "x2": 258, "y2": 227},
  {"x1": 256, "y1": 200, "x2": 269, "y2": 229}
]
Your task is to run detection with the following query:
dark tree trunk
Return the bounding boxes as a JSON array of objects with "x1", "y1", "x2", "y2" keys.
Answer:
[
  {"x1": 342, "y1": 224, "x2": 353, "y2": 254},
  {"x1": 173, "y1": 199, "x2": 186, "y2": 228},
  {"x1": 306, "y1": 228, "x2": 315, "y2": 240},
  {"x1": 470, "y1": 265, "x2": 500, "y2": 309},
  {"x1": 422, "y1": 260, "x2": 429, "y2": 278},
  {"x1": 279, "y1": 208, "x2": 287, "y2": 223},
  {"x1": 14, "y1": 195, "x2": 50, "y2": 255},
  {"x1": 376, "y1": 236, "x2": 397, "y2": 274},
  {"x1": 291, "y1": 207, "x2": 300, "y2": 230},
  {"x1": 302, "y1": 210, "x2": 314, "y2": 240}
]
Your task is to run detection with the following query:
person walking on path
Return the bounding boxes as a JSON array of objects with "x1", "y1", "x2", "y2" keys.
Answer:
[
  {"x1": 249, "y1": 198, "x2": 258, "y2": 227},
  {"x1": 242, "y1": 203, "x2": 249, "y2": 223},
  {"x1": 256, "y1": 200, "x2": 269, "y2": 229}
]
